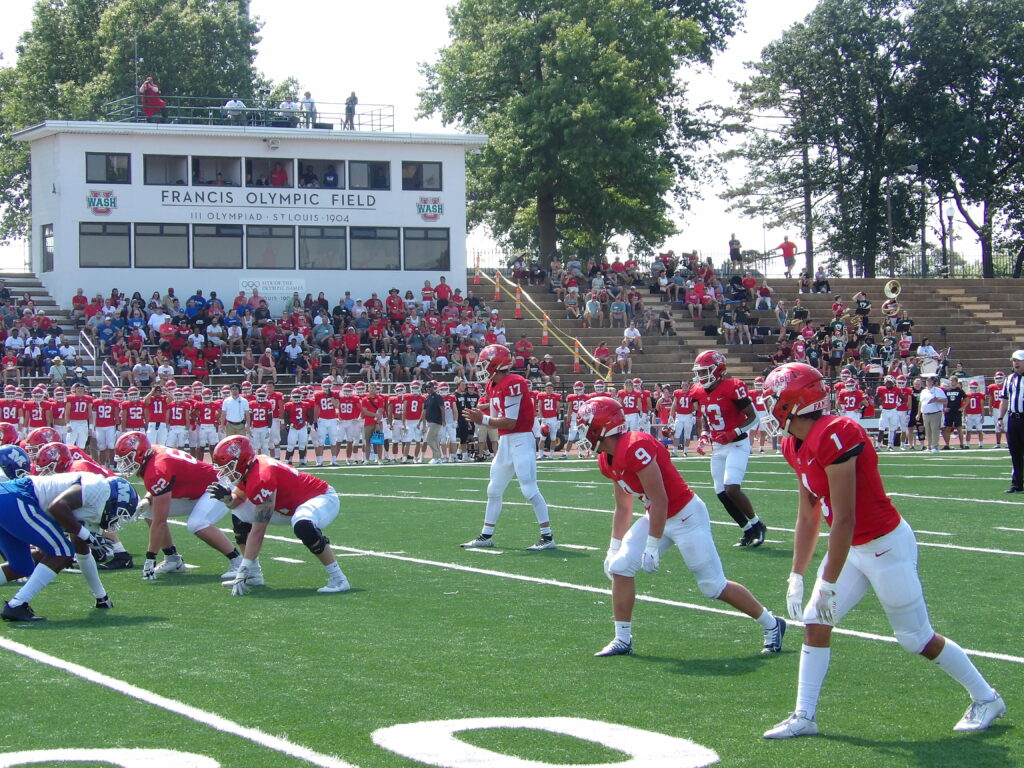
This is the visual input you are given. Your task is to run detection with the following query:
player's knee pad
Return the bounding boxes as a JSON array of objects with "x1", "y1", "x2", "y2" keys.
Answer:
[
  {"x1": 231, "y1": 515, "x2": 251, "y2": 547},
  {"x1": 294, "y1": 518, "x2": 330, "y2": 555},
  {"x1": 895, "y1": 625, "x2": 934, "y2": 654},
  {"x1": 608, "y1": 553, "x2": 639, "y2": 578},
  {"x1": 185, "y1": 515, "x2": 207, "y2": 535},
  {"x1": 519, "y1": 481, "x2": 540, "y2": 500},
  {"x1": 697, "y1": 574, "x2": 727, "y2": 600}
]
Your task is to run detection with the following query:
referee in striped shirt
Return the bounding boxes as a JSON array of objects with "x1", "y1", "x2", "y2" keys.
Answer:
[{"x1": 998, "y1": 350, "x2": 1024, "y2": 493}]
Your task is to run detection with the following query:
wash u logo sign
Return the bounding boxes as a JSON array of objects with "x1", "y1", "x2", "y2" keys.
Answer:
[
  {"x1": 417, "y1": 197, "x2": 444, "y2": 221},
  {"x1": 87, "y1": 190, "x2": 117, "y2": 215}
]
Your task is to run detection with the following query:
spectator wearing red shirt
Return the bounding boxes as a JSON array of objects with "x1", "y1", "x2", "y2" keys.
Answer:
[
  {"x1": 594, "y1": 342, "x2": 611, "y2": 366},
  {"x1": 421, "y1": 280, "x2": 435, "y2": 311},
  {"x1": 71, "y1": 289, "x2": 88, "y2": 324},
  {"x1": 269, "y1": 162, "x2": 289, "y2": 187},
  {"x1": 539, "y1": 354, "x2": 560, "y2": 384},
  {"x1": 385, "y1": 289, "x2": 405, "y2": 324},
  {"x1": 434, "y1": 277, "x2": 453, "y2": 314},
  {"x1": 774, "y1": 235, "x2": 798, "y2": 278},
  {"x1": 138, "y1": 76, "x2": 168, "y2": 121},
  {"x1": 514, "y1": 334, "x2": 534, "y2": 360}
]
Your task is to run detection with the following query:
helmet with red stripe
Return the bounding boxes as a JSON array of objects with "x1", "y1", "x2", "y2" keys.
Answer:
[
  {"x1": 113, "y1": 431, "x2": 153, "y2": 476},
  {"x1": 34, "y1": 441, "x2": 72, "y2": 476},
  {"x1": 761, "y1": 363, "x2": 830, "y2": 438},
  {"x1": 577, "y1": 396, "x2": 628, "y2": 453},
  {"x1": 693, "y1": 350, "x2": 727, "y2": 388},
  {"x1": 212, "y1": 435, "x2": 255, "y2": 488}
]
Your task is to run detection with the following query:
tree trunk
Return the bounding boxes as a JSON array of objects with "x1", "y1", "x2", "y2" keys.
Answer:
[
  {"x1": 981, "y1": 200, "x2": 994, "y2": 279},
  {"x1": 802, "y1": 140, "x2": 814, "y2": 275},
  {"x1": 1012, "y1": 243, "x2": 1024, "y2": 279},
  {"x1": 536, "y1": 191, "x2": 558, "y2": 261}
]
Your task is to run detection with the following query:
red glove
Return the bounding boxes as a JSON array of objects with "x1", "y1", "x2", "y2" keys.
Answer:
[
  {"x1": 695, "y1": 432, "x2": 712, "y2": 456},
  {"x1": 712, "y1": 428, "x2": 739, "y2": 445}
]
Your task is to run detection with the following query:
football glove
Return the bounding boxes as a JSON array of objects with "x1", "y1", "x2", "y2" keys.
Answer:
[
  {"x1": 206, "y1": 482, "x2": 232, "y2": 502},
  {"x1": 95, "y1": 594, "x2": 113, "y2": 609},
  {"x1": 604, "y1": 538, "x2": 622, "y2": 580},
  {"x1": 695, "y1": 432, "x2": 712, "y2": 456},
  {"x1": 786, "y1": 572, "x2": 804, "y2": 621},
  {"x1": 641, "y1": 536, "x2": 661, "y2": 574},
  {"x1": 230, "y1": 565, "x2": 252, "y2": 596},
  {"x1": 813, "y1": 579, "x2": 838, "y2": 625},
  {"x1": 142, "y1": 558, "x2": 157, "y2": 581},
  {"x1": 712, "y1": 428, "x2": 739, "y2": 445},
  {"x1": 88, "y1": 532, "x2": 114, "y2": 564}
]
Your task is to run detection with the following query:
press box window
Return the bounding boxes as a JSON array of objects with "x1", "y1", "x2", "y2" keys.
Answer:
[
  {"x1": 349, "y1": 161, "x2": 390, "y2": 190},
  {"x1": 404, "y1": 228, "x2": 450, "y2": 271},
  {"x1": 86, "y1": 153, "x2": 130, "y2": 184},
  {"x1": 135, "y1": 223, "x2": 188, "y2": 268},
  {"x1": 79, "y1": 222, "x2": 130, "y2": 267},
  {"x1": 192, "y1": 156, "x2": 241, "y2": 186},
  {"x1": 402, "y1": 162, "x2": 442, "y2": 191},
  {"x1": 299, "y1": 226, "x2": 347, "y2": 269},
  {"x1": 297, "y1": 159, "x2": 345, "y2": 189},
  {"x1": 144, "y1": 155, "x2": 188, "y2": 185},
  {"x1": 193, "y1": 224, "x2": 242, "y2": 269},
  {"x1": 350, "y1": 227, "x2": 399, "y2": 270},
  {"x1": 247, "y1": 226, "x2": 295, "y2": 269},
  {"x1": 41, "y1": 224, "x2": 54, "y2": 273},
  {"x1": 246, "y1": 158, "x2": 294, "y2": 188}
]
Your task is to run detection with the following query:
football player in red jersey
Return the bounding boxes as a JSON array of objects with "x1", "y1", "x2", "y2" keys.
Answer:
[
  {"x1": 335, "y1": 382, "x2": 363, "y2": 464},
  {"x1": 211, "y1": 435, "x2": 349, "y2": 595},
  {"x1": 65, "y1": 382, "x2": 93, "y2": 451},
  {"x1": 23, "y1": 386, "x2": 51, "y2": 432},
  {"x1": 578, "y1": 396, "x2": 785, "y2": 658},
  {"x1": 760, "y1": 363, "x2": 1005, "y2": 739},
  {"x1": 0, "y1": 386, "x2": 22, "y2": 433},
  {"x1": 964, "y1": 380, "x2": 986, "y2": 447},
  {"x1": 895, "y1": 374, "x2": 913, "y2": 449},
  {"x1": 249, "y1": 386, "x2": 276, "y2": 455},
  {"x1": 535, "y1": 382, "x2": 561, "y2": 459},
  {"x1": 92, "y1": 385, "x2": 120, "y2": 468},
  {"x1": 988, "y1": 372, "x2": 1005, "y2": 447},
  {"x1": 690, "y1": 350, "x2": 766, "y2": 547},
  {"x1": 312, "y1": 378, "x2": 341, "y2": 467},
  {"x1": 144, "y1": 384, "x2": 169, "y2": 446},
  {"x1": 120, "y1": 387, "x2": 147, "y2": 435},
  {"x1": 194, "y1": 389, "x2": 222, "y2": 461},
  {"x1": 616, "y1": 378, "x2": 643, "y2": 431},
  {"x1": 835, "y1": 378, "x2": 866, "y2": 422},
  {"x1": 461, "y1": 344, "x2": 555, "y2": 550},
  {"x1": 403, "y1": 381, "x2": 428, "y2": 463},
  {"x1": 875, "y1": 375, "x2": 904, "y2": 450},
  {"x1": 114, "y1": 431, "x2": 245, "y2": 581},
  {"x1": 563, "y1": 381, "x2": 590, "y2": 459},
  {"x1": 283, "y1": 387, "x2": 310, "y2": 466},
  {"x1": 749, "y1": 377, "x2": 769, "y2": 454},
  {"x1": 667, "y1": 378, "x2": 696, "y2": 457},
  {"x1": 438, "y1": 382, "x2": 459, "y2": 462},
  {"x1": 360, "y1": 382, "x2": 387, "y2": 464}
]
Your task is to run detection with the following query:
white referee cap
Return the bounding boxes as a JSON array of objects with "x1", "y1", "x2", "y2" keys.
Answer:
[{"x1": 1012, "y1": 350, "x2": 1024, "y2": 362}]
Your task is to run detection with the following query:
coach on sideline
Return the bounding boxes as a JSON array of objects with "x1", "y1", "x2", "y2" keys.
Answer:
[
  {"x1": 998, "y1": 350, "x2": 1024, "y2": 493},
  {"x1": 222, "y1": 384, "x2": 251, "y2": 437}
]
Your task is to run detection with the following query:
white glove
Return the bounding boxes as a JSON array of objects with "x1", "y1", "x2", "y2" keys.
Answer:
[
  {"x1": 136, "y1": 497, "x2": 151, "y2": 519},
  {"x1": 786, "y1": 572, "x2": 804, "y2": 620},
  {"x1": 603, "y1": 538, "x2": 622, "y2": 580},
  {"x1": 641, "y1": 535, "x2": 661, "y2": 574},
  {"x1": 142, "y1": 558, "x2": 156, "y2": 581},
  {"x1": 230, "y1": 565, "x2": 252, "y2": 596},
  {"x1": 813, "y1": 579, "x2": 838, "y2": 625}
]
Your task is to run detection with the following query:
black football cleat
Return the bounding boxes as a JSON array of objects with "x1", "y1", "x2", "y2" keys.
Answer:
[
  {"x1": 748, "y1": 520, "x2": 767, "y2": 548},
  {"x1": 95, "y1": 595, "x2": 114, "y2": 609},
  {"x1": 98, "y1": 551, "x2": 134, "y2": 570},
  {"x1": 2, "y1": 601, "x2": 45, "y2": 622}
]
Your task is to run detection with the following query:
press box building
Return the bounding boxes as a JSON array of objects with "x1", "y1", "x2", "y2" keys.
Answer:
[{"x1": 14, "y1": 118, "x2": 487, "y2": 312}]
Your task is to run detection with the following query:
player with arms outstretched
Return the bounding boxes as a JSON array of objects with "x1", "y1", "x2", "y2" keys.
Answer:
[
  {"x1": 760, "y1": 363, "x2": 1006, "y2": 739},
  {"x1": 690, "y1": 350, "x2": 766, "y2": 547},
  {"x1": 461, "y1": 344, "x2": 555, "y2": 550},
  {"x1": 563, "y1": 381, "x2": 590, "y2": 459},
  {"x1": 578, "y1": 397, "x2": 785, "y2": 657}
]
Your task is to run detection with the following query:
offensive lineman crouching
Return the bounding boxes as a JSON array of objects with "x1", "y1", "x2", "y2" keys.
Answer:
[{"x1": 210, "y1": 435, "x2": 349, "y2": 595}]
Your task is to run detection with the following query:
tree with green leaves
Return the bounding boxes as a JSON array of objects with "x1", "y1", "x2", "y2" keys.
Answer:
[
  {"x1": 0, "y1": 0, "x2": 263, "y2": 240},
  {"x1": 419, "y1": 0, "x2": 730, "y2": 259}
]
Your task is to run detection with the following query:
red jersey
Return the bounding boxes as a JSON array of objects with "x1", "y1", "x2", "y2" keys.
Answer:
[
  {"x1": 146, "y1": 395, "x2": 168, "y2": 423},
  {"x1": 442, "y1": 394, "x2": 457, "y2": 423},
  {"x1": 239, "y1": 455, "x2": 330, "y2": 514},
  {"x1": 313, "y1": 390, "x2": 339, "y2": 420},
  {"x1": 390, "y1": 395, "x2": 405, "y2": 420},
  {"x1": 656, "y1": 397, "x2": 671, "y2": 425},
  {"x1": 69, "y1": 456, "x2": 115, "y2": 478},
  {"x1": 485, "y1": 373, "x2": 535, "y2": 436},
  {"x1": 361, "y1": 394, "x2": 386, "y2": 426},
  {"x1": 25, "y1": 400, "x2": 51, "y2": 429},
  {"x1": 896, "y1": 386, "x2": 912, "y2": 412},
  {"x1": 876, "y1": 386, "x2": 904, "y2": 410},
  {"x1": 0, "y1": 400, "x2": 21, "y2": 423},
  {"x1": 282, "y1": 401, "x2": 307, "y2": 429},
  {"x1": 618, "y1": 390, "x2": 642, "y2": 415},
  {"x1": 566, "y1": 393, "x2": 588, "y2": 420},
  {"x1": 637, "y1": 389, "x2": 652, "y2": 413},
  {"x1": 66, "y1": 394, "x2": 92, "y2": 422},
  {"x1": 68, "y1": 446, "x2": 90, "y2": 463},
  {"x1": 964, "y1": 392, "x2": 985, "y2": 415},
  {"x1": 836, "y1": 389, "x2": 866, "y2": 412},
  {"x1": 122, "y1": 402, "x2": 146, "y2": 429},
  {"x1": 988, "y1": 383, "x2": 1003, "y2": 409},
  {"x1": 536, "y1": 392, "x2": 561, "y2": 419},
  {"x1": 166, "y1": 401, "x2": 191, "y2": 427},
  {"x1": 402, "y1": 393, "x2": 426, "y2": 422},
  {"x1": 194, "y1": 402, "x2": 220, "y2": 426},
  {"x1": 142, "y1": 445, "x2": 219, "y2": 499},
  {"x1": 335, "y1": 395, "x2": 362, "y2": 422},
  {"x1": 598, "y1": 431, "x2": 694, "y2": 517},
  {"x1": 752, "y1": 390, "x2": 768, "y2": 413},
  {"x1": 691, "y1": 378, "x2": 751, "y2": 441},
  {"x1": 248, "y1": 400, "x2": 273, "y2": 429},
  {"x1": 51, "y1": 400, "x2": 69, "y2": 424},
  {"x1": 477, "y1": 394, "x2": 490, "y2": 414},
  {"x1": 781, "y1": 415, "x2": 901, "y2": 546},
  {"x1": 672, "y1": 388, "x2": 695, "y2": 416},
  {"x1": 93, "y1": 399, "x2": 119, "y2": 427}
]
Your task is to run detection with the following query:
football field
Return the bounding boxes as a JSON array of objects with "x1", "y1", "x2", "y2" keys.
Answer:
[{"x1": 0, "y1": 448, "x2": 1020, "y2": 768}]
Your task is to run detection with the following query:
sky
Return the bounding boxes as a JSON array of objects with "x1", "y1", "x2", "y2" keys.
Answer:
[{"x1": 5, "y1": 0, "x2": 975, "y2": 270}]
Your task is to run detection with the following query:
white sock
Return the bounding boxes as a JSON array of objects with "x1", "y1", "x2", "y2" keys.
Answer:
[
  {"x1": 77, "y1": 553, "x2": 107, "y2": 599},
  {"x1": 614, "y1": 621, "x2": 632, "y2": 644},
  {"x1": 539, "y1": 525, "x2": 552, "y2": 538},
  {"x1": 795, "y1": 645, "x2": 831, "y2": 719},
  {"x1": 755, "y1": 608, "x2": 776, "y2": 630},
  {"x1": 10, "y1": 563, "x2": 58, "y2": 607},
  {"x1": 481, "y1": 524, "x2": 496, "y2": 537},
  {"x1": 933, "y1": 639, "x2": 996, "y2": 702},
  {"x1": 528, "y1": 493, "x2": 550, "y2": 525},
  {"x1": 325, "y1": 561, "x2": 343, "y2": 579},
  {"x1": 111, "y1": 541, "x2": 127, "y2": 554}
]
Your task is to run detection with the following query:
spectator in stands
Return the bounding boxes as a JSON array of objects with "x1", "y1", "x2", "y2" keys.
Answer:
[
  {"x1": 1, "y1": 351, "x2": 20, "y2": 385},
  {"x1": 657, "y1": 306, "x2": 676, "y2": 336},
  {"x1": 609, "y1": 296, "x2": 629, "y2": 327},
  {"x1": 223, "y1": 93, "x2": 246, "y2": 124},
  {"x1": 564, "y1": 290, "x2": 580, "y2": 320},
  {"x1": 344, "y1": 91, "x2": 358, "y2": 129},
  {"x1": 67, "y1": 366, "x2": 90, "y2": 388},
  {"x1": 813, "y1": 266, "x2": 831, "y2": 293},
  {"x1": 796, "y1": 267, "x2": 812, "y2": 293},
  {"x1": 538, "y1": 354, "x2": 560, "y2": 384},
  {"x1": 735, "y1": 301, "x2": 753, "y2": 344},
  {"x1": 69, "y1": 288, "x2": 87, "y2": 324},
  {"x1": 583, "y1": 293, "x2": 604, "y2": 329},
  {"x1": 623, "y1": 320, "x2": 644, "y2": 353},
  {"x1": 614, "y1": 339, "x2": 633, "y2": 374},
  {"x1": 323, "y1": 164, "x2": 339, "y2": 188},
  {"x1": 48, "y1": 356, "x2": 67, "y2": 385},
  {"x1": 138, "y1": 76, "x2": 169, "y2": 121},
  {"x1": 594, "y1": 341, "x2": 611, "y2": 367},
  {"x1": 270, "y1": 162, "x2": 289, "y2": 187}
]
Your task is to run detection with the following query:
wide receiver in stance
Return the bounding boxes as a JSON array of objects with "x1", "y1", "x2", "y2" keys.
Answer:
[
  {"x1": 578, "y1": 397, "x2": 785, "y2": 657},
  {"x1": 461, "y1": 344, "x2": 555, "y2": 550},
  {"x1": 690, "y1": 350, "x2": 766, "y2": 547},
  {"x1": 760, "y1": 362, "x2": 1005, "y2": 739}
]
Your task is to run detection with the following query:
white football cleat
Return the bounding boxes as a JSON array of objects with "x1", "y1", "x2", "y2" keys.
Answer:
[
  {"x1": 317, "y1": 575, "x2": 351, "y2": 594},
  {"x1": 594, "y1": 638, "x2": 634, "y2": 657},
  {"x1": 220, "y1": 559, "x2": 242, "y2": 579},
  {"x1": 954, "y1": 693, "x2": 1006, "y2": 732},
  {"x1": 461, "y1": 535, "x2": 494, "y2": 548},
  {"x1": 526, "y1": 536, "x2": 556, "y2": 551},
  {"x1": 764, "y1": 711, "x2": 818, "y2": 739},
  {"x1": 153, "y1": 554, "x2": 186, "y2": 574}
]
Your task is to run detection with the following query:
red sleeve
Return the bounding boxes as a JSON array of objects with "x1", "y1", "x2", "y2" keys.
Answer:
[
  {"x1": 618, "y1": 433, "x2": 657, "y2": 474},
  {"x1": 597, "y1": 452, "x2": 614, "y2": 480},
  {"x1": 817, "y1": 419, "x2": 866, "y2": 468}
]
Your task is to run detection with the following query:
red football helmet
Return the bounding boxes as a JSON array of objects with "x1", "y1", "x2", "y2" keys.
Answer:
[
  {"x1": 3, "y1": 385, "x2": 15, "y2": 399},
  {"x1": 994, "y1": 371, "x2": 1005, "y2": 384},
  {"x1": 113, "y1": 388, "x2": 125, "y2": 401},
  {"x1": 54, "y1": 387, "x2": 66, "y2": 402},
  {"x1": 256, "y1": 386, "x2": 269, "y2": 401},
  {"x1": 577, "y1": 396, "x2": 628, "y2": 452},
  {"x1": 34, "y1": 441, "x2": 72, "y2": 476},
  {"x1": 693, "y1": 350, "x2": 727, "y2": 388},
  {"x1": 0, "y1": 422, "x2": 19, "y2": 446},
  {"x1": 593, "y1": 380, "x2": 607, "y2": 394},
  {"x1": 32, "y1": 386, "x2": 46, "y2": 402},
  {"x1": 202, "y1": 388, "x2": 214, "y2": 402},
  {"x1": 896, "y1": 375, "x2": 908, "y2": 386},
  {"x1": 476, "y1": 344, "x2": 512, "y2": 380},
  {"x1": 290, "y1": 388, "x2": 303, "y2": 402},
  {"x1": 114, "y1": 430, "x2": 153, "y2": 476},
  {"x1": 321, "y1": 377, "x2": 334, "y2": 391},
  {"x1": 573, "y1": 381, "x2": 585, "y2": 394},
  {"x1": 354, "y1": 381, "x2": 367, "y2": 395},
  {"x1": 762, "y1": 363, "x2": 830, "y2": 437},
  {"x1": 100, "y1": 385, "x2": 113, "y2": 399},
  {"x1": 212, "y1": 435, "x2": 255, "y2": 487},
  {"x1": 410, "y1": 380, "x2": 422, "y2": 394},
  {"x1": 127, "y1": 386, "x2": 141, "y2": 401},
  {"x1": 844, "y1": 379, "x2": 857, "y2": 391},
  {"x1": 968, "y1": 380, "x2": 980, "y2": 390},
  {"x1": 753, "y1": 376, "x2": 765, "y2": 391},
  {"x1": 241, "y1": 381, "x2": 253, "y2": 394},
  {"x1": 340, "y1": 383, "x2": 354, "y2": 396},
  {"x1": 25, "y1": 426, "x2": 61, "y2": 458},
  {"x1": 540, "y1": 423, "x2": 550, "y2": 437},
  {"x1": 438, "y1": 382, "x2": 450, "y2": 395},
  {"x1": 632, "y1": 377, "x2": 643, "y2": 388}
]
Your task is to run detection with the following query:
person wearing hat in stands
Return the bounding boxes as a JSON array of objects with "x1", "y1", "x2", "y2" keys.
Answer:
[
  {"x1": 539, "y1": 354, "x2": 560, "y2": 385},
  {"x1": 999, "y1": 350, "x2": 1024, "y2": 493},
  {"x1": 66, "y1": 366, "x2": 90, "y2": 388}
]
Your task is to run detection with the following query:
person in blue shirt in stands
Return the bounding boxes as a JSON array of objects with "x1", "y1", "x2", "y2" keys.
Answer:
[{"x1": 323, "y1": 164, "x2": 339, "y2": 188}]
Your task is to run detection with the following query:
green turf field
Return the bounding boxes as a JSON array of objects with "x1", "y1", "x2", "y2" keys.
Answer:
[{"x1": 0, "y1": 448, "x2": 1019, "y2": 768}]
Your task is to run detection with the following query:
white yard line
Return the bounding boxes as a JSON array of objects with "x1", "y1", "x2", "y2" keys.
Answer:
[{"x1": 0, "y1": 637, "x2": 358, "y2": 768}]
